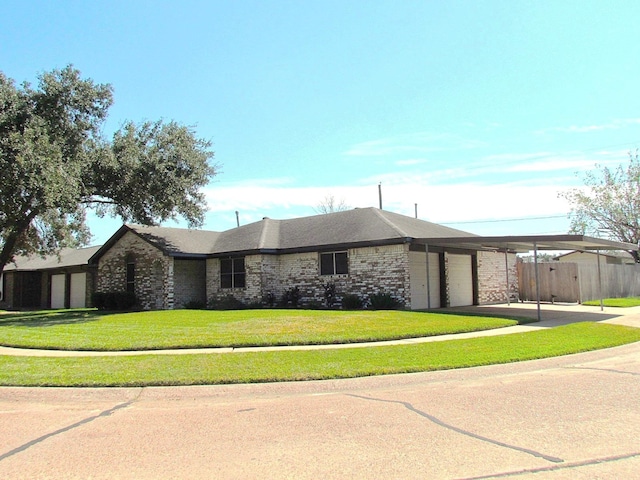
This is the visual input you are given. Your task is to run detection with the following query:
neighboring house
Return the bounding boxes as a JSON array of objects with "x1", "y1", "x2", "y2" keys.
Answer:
[
  {"x1": 553, "y1": 250, "x2": 637, "y2": 266},
  {"x1": 0, "y1": 246, "x2": 101, "y2": 310},
  {"x1": 89, "y1": 208, "x2": 518, "y2": 310}
]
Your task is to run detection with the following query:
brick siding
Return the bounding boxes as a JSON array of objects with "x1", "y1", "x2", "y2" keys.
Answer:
[
  {"x1": 477, "y1": 251, "x2": 518, "y2": 304},
  {"x1": 207, "y1": 244, "x2": 411, "y2": 308},
  {"x1": 96, "y1": 231, "x2": 171, "y2": 310}
]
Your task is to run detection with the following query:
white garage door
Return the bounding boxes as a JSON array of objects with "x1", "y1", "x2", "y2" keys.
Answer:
[
  {"x1": 51, "y1": 274, "x2": 66, "y2": 309},
  {"x1": 70, "y1": 273, "x2": 87, "y2": 308},
  {"x1": 409, "y1": 251, "x2": 441, "y2": 309},
  {"x1": 448, "y1": 254, "x2": 474, "y2": 307}
]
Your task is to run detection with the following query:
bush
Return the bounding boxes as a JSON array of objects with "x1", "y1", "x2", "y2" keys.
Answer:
[
  {"x1": 91, "y1": 292, "x2": 106, "y2": 310},
  {"x1": 280, "y1": 287, "x2": 301, "y2": 307},
  {"x1": 182, "y1": 300, "x2": 207, "y2": 309},
  {"x1": 323, "y1": 282, "x2": 337, "y2": 308},
  {"x1": 263, "y1": 292, "x2": 276, "y2": 308},
  {"x1": 368, "y1": 291, "x2": 402, "y2": 310},
  {"x1": 92, "y1": 291, "x2": 136, "y2": 311},
  {"x1": 208, "y1": 294, "x2": 246, "y2": 310},
  {"x1": 341, "y1": 293, "x2": 364, "y2": 310}
]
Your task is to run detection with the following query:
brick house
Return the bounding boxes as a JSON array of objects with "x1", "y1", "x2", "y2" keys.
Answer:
[{"x1": 89, "y1": 208, "x2": 518, "y2": 310}]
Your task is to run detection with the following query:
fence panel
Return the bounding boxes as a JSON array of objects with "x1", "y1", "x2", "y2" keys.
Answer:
[{"x1": 518, "y1": 262, "x2": 640, "y2": 303}]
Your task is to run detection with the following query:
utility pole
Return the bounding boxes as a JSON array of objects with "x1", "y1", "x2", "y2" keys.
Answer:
[{"x1": 378, "y1": 183, "x2": 382, "y2": 209}]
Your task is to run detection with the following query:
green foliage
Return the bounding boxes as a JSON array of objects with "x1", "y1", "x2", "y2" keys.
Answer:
[
  {"x1": 92, "y1": 291, "x2": 136, "y2": 311},
  {"x1": 560, "y1": 152, "x2": 640, "y2": 262},
  {"x1": 208, "y1": 294, "x2": 247, "y2": 310},
  {"x1": 341, "y1": 293, "x2": 364, "y2": 310},
  {"x1": 368, "y1": 291, "x2": 402, "y2": 310},
  {"x1": 280, "y1": 287, "x2": 301, "y2": 307},
  {"x1": 323, "y1": 282, "x2": 337, "y2": 308},
  {"x1": 0, "y1": 66, "x2": 216, "y2": 274},
  {"x1": 182, "y1": 300, "x2": 207, "y2": 310}
]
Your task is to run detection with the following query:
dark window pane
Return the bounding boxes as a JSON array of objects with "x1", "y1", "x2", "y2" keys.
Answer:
[
  {"x1": 335, "y1": 252, "x2": 348, "y2": 274},
  {"x1": 233, "y1": 257, "x2": 245, "y2": 273},
  {"x1": 221, "y1": 274, "x2": 233, "y2": 289},
  {"x1": 220, "y1": 258, "x2": 233, "y2": 274},
  {"x1": 126, "y1": 263, "x2": 135, "y2": 293},
  {"x1": 320, "y1": 253, "x2": 334, "y2": 275},
  {"x1": 234, "y1": 272, "x2": 246, "y2": 288}
]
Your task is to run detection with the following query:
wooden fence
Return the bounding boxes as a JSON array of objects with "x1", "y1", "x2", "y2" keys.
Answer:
[{"x1": 517, "y1": 262, "x2": 640, "y2": 303}]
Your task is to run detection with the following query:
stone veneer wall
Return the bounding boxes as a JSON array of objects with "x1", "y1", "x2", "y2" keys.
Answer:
[
  {"x1": 96, "y1": 231, "x2": 172, "y2": 310},
  {"x1": 476, "y1": 251, "x2": 518, "y2": 304},
  {"x1": 206, "y1": 244, "x2": 411, "y2": 308}
]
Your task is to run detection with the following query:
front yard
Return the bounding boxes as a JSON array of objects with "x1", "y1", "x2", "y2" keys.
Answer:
[
  {"x1": 1, "y1": 309, "x2": 639, "y2": 387},
  {"x1": 0, "y1": 309, "x2": 517, "y2": 351}
]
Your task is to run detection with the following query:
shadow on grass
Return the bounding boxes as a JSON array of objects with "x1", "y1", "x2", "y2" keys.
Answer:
[{"x1": 0, "y1": 309, "x2": 104, "y2": 327}]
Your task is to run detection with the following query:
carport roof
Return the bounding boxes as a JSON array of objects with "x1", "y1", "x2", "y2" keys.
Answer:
[{"x1": 417, "y1": 234, "x2": 638, "y2": 253}]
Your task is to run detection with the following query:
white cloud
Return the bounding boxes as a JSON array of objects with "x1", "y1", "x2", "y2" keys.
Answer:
[
  {"x1": 537, "y1": 118, "x2": 640, "y2": 134},
  {"x1": 344, "y1": 132, "x2": 485, "y2": 157}
]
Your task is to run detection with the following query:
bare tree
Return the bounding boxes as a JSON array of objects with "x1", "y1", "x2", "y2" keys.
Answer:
[
  {"x1": 314, "y1": 194, "x2": 350, "y2": 214},
  {"x1": 560, "y1": 151, "x2": 640, "y2": 262}
]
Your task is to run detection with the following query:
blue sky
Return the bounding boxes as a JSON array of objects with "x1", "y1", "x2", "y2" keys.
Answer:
[{"x1": 2, "y1": 0, "x2": 640, "y2": 245}]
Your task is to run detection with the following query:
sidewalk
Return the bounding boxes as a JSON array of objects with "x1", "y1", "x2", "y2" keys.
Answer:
[{"x1": 1, "y1": 302, "x2": 639, "y2": 357}]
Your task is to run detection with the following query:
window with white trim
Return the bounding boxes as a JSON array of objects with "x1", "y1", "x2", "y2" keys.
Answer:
[
  {"x1": 320, "y1": 251, "x2": 348, "y2": 275},
  {"x1": 220, "y1": 257, "x2": 246, "y2": 288}
]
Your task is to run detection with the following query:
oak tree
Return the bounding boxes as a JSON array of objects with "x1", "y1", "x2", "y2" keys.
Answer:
[{"x1": 0, "y1": 66, "x2": 216, "y2": 275}]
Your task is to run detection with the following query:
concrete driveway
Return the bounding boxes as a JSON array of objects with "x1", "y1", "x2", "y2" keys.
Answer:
[{"x1": 1, "y1": 302, "x2": 640, "y2": 479}]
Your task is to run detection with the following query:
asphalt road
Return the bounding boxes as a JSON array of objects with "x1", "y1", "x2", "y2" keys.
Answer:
[{"x1": 1, "y1": 338, "x2": 639, "y2": 479}]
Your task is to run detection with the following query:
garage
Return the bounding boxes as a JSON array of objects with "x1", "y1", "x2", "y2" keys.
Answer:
[
  {"x1": 70, "y1": 272, "x2": 87, "y2": 308},
  {"x1": 447, "y1": 253, "x2": 474, "y2": 307},
  {"x1": 409, "y1": 251, "x2": 441, "y2": 309},
  {"x1": 50, "y1": 274, "x2": 66, "y2": 309}
]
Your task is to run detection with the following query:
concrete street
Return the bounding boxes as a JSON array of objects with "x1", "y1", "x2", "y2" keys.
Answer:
[{"x1": 0, "y1": 303, "x2": 639, "y2": 479}]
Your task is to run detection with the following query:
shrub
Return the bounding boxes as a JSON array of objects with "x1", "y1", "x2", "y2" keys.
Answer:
[
  {"x1": 263, "y1": 292, "x2": 276, "y2": 308},
  {"x1": 182, "y1": 300, "x2": 207, "y2": 309},
  {"x1": 323, "y1": 282, "x2": 337, "y2": 308},
  {"x1": 91, "y1": 292, "x2": 106, "y2": 310},
  {"x1": 92, "y1": 291, "x2": 136, "y2": 311},
  {"x1": 209, "y1": 295, "x2": 246, "y2": 310},
  {"x1": 368, "y1": 291, "x2": 402, "y2": 310},
  {"x1": 280, "y1": 287, "x2": 301, "y2": 307},
  {"x1": 341, "y1": 293, "x2": 364, "y2": 310}
]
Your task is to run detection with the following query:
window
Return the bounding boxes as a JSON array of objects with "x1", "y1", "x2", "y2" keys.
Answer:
[
  {"x1": 320, "y1": 251, "x2": 348, "y2": 275},
  {"x1": 220, "y1": 257, "x2": 246, "y2": 288},
  {"x1": 126, "y1": 261, "x2": 135, "y2": 294}
]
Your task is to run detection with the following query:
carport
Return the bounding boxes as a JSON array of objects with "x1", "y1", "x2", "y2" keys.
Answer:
[{"x1": 419, "y1": 235, "x2": 638, "y2": 321}]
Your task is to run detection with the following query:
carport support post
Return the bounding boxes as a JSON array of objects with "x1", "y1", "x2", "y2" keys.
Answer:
[
  {"x1": 534, "y1": 242, "x2": 541, "y2": 322},
  {"x1": 596, "y1": 249, "x2": 604, "y2": 311},
  {"x1": 504, "y1": 250, "x2": 510, "y2": 306},
  {"x1": 425, "y1": 244, "x2": 431, "y2": 309}
]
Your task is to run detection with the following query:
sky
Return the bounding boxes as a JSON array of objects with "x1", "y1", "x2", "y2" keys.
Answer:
[{"x1": 2, "y1": 0, "x2": 640, "y2": 246}]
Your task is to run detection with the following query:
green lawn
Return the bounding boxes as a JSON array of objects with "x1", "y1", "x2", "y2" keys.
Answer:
[
  {"x1": 0, "y1": 322, "x2": 639, "y2": 387},
  {"x1": 583, "y1": 297, "x2": 640, "y2": 308},
  {"x1": 0, "y1": 309, "x2": 518, "y2": 351}
]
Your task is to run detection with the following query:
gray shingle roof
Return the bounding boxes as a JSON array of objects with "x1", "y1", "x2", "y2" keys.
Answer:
[
  {"x1": 88, "y1": 207, "x2": 476, "y2": 262},
  {"x1": 126, "y1": 224, "x2": 221, "y2": 255},
  {"x1": 4, "y1": 246, "x2": 102, "y2": 271},
  {"x1": 210, "y1": 207, "x2": 475, "y2": 254}
]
